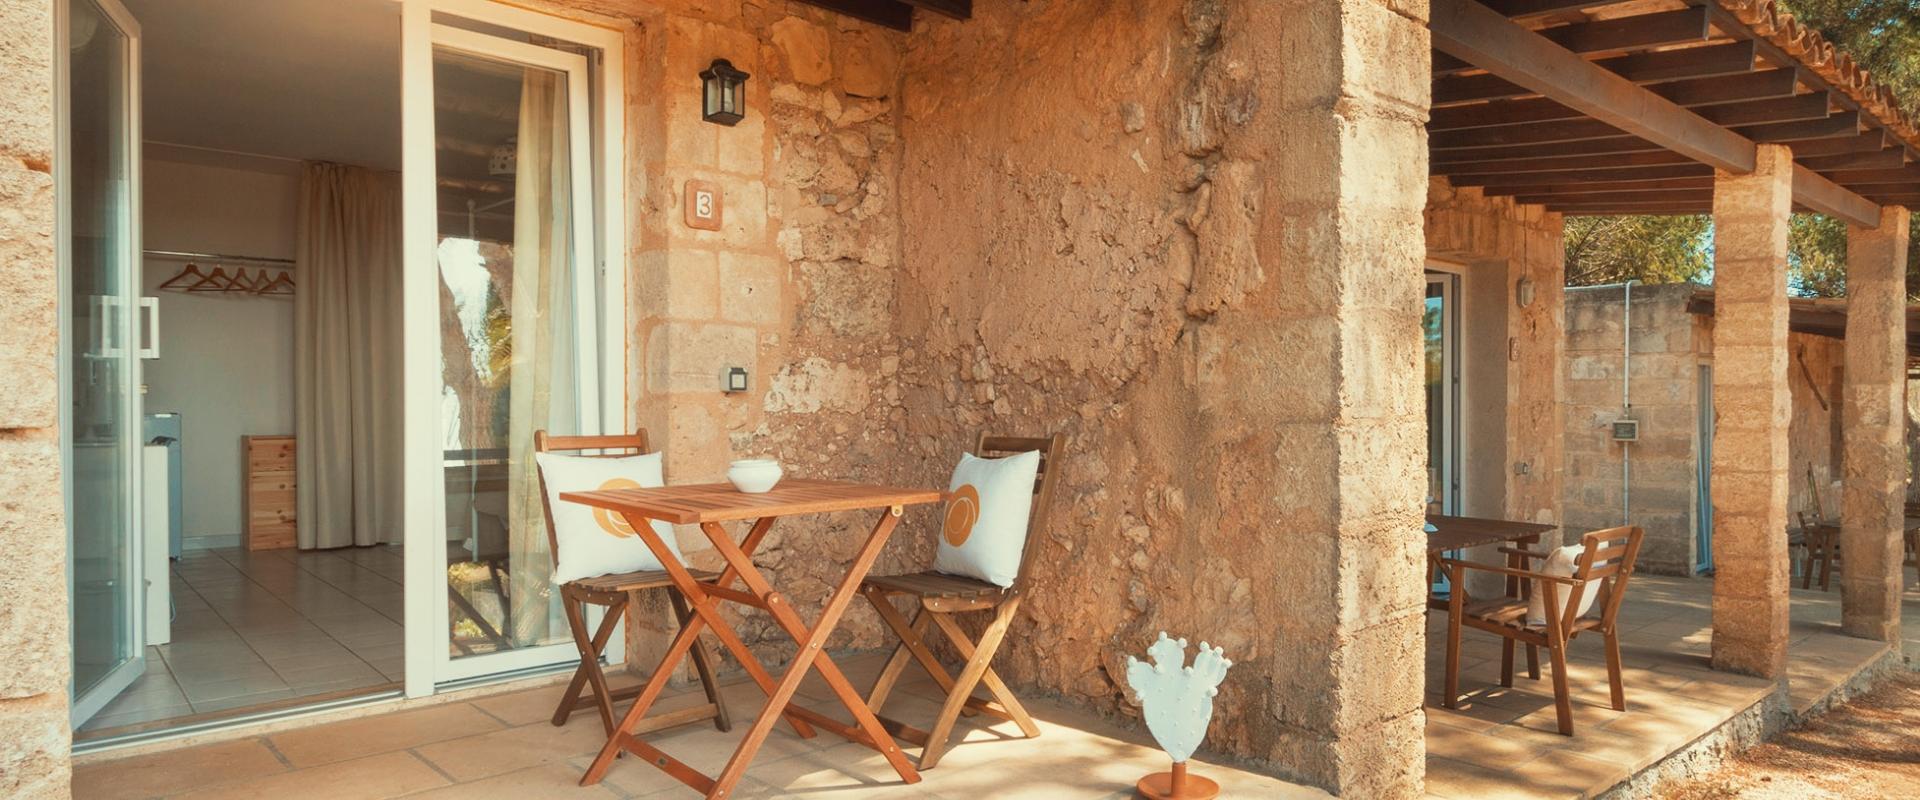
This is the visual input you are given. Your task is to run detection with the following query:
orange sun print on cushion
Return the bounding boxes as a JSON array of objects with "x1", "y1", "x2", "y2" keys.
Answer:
[
  {"x1": 592, "y1": 477, "x2": 644, "y2": 537},
  {"x1": 943, "y1": 484, "x2": 981, "y2": 547}
]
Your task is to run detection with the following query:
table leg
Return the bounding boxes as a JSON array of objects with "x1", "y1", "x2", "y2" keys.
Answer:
[
  {"x1": 580, "y1": 517, "x2": 814, "y2": 789},
  {"x1": 701, "y1": 507, "x2": 922, "y2": 796}
]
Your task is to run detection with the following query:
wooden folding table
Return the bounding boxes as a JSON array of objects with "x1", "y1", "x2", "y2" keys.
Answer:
[{"x1": 562, "y1": 478, "x2": 942, "y2": 798}]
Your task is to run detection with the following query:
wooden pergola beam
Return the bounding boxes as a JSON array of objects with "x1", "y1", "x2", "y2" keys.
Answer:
[
  {"x1": 1794, "y1": 165, "x2": 1882, "y2": 227},
  {"x1": 899, "y1": 0, "x2": 969, "y2": 19},
  {"x1": 1429, "y1": 70, "x2": 1803, "y2": 132},
  {"x1": 1787, "y1": 129, "x2": 1891, "y2": 157},
  {"x1": 1430, "y1": 135, "x2": 1663, "y2": 164},
  {"x1": 1450, "y1": 164, "x2": 1717, "y2": 186},
  {"x1": 1797, "y1": 148, "x2": 1911, "y2": 172},
  {"x1": 1430, "y1": 0, "x2": 1756, "y2": 172},
  {"x1": 1435, "y1": 149, "x2": 1694, "y2": 175},
  {"x1": 1432, "y1": 41, "x2": 1757, "y2": 105},
  {"x1": 1734, "y1": 111, "x2": 1861, "y2": 142},
  {"x1": 1516, "y1": 189, "x2": 1715, "y2": 205},
  {"x1": 1481, "y1": 177, "x2": 1715, "y2": 196},
  {"x1": 794, "y1": 0, "x2": 914, "y2": 31}
]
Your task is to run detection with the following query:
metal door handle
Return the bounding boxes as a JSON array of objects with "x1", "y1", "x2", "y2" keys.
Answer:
[{"x1": 139, "y1": 297, "x2": 160, "y2": 359}]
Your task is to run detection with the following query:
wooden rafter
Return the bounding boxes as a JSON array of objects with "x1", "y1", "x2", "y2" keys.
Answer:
[
  {"x1": 1429, "y1": 70, "x2": 1803, "y2": 131},
  {"x1": 1432, "y1": 42, "x2": 1758, "y2": 105},
  {"x1": 1428, "y1": 0, "x2": 1889, "y2": 227},
  {"x1": 1430, "y1": 0, "x2": 1756, "y2": 172},
  {"x1": 793, "y1": 0, "x2": 914, "y2": 31},
  {"x1": 1794, "y1": 165, "x2": 1882, "y2": 227}
]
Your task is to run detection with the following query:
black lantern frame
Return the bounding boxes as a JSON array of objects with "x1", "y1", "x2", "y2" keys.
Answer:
[{"x1": 700, "y1": 58, "x2": 750, "y2": 126}]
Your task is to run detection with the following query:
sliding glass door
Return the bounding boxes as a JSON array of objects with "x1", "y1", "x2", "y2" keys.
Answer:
[
  {"x1": 401, "y1": 1, "x2": 624, "y2": 690},
  {"x1": 60, "y1": 0, "x2": 146, "y2": 727}
]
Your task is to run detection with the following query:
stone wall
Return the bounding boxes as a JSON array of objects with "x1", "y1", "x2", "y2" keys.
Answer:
[
  {"x1": 1562, "y1": 282, "x2": 1844, "y2": 576},
  {"x1": 514, "y1": 0, "x2": 913, "y2": 660},
  {"x1": 892, "y1": 1, "x2": 1431, "y2": 795},
  {"x1": 0, "y1": 1, "x2": 73, "y2": 798},
  {"x1": 1424, "y1": 179, "x2": 1566, "y2": 530}
]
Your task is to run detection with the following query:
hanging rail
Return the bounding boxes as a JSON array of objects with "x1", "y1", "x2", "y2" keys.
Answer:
[{"x1": 144, "y1": 249, "x2": 295, "y2": 266}]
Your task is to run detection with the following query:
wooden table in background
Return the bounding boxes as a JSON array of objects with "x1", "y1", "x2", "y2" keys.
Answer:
[
  {"x1": 1426, "y1": 515, "x2": 1559, "y2": 606},
  {"x1": 562, "y1": 478, "x2": 943, "y2": 799}
]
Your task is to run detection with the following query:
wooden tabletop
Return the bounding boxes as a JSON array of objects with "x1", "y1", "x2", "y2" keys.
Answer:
[
  {"x1": 560, "y1": 477, "x2": 944, "y2": 525},
  {"x1": 1427, "y1": 514, "x2": 1557, "y2": 552}
]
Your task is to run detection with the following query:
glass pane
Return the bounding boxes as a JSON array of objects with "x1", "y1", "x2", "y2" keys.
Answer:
[
  {"x1": 434, "y1": 49, "x2": 582, "y2": 659},
  {"x1": 1423, "y1": 281, "x2": 1446, "y2": 514},
  {"x1": 68, "y1": 0, "x2": 140, "y2": 700}
]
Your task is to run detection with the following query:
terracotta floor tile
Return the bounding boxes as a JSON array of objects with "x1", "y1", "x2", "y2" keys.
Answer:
[
  {"x1": 400, "y1": 761, "x2": 623, "y2": 799},
  {"x1": 172, "y1": 750, "x2": 447, "y2": 800},
  {"x1": 267, "y1": 702, "x2": 505, "y2": 768},
  {"x1": 72, "y1": 737, "x2": 289, "y2": 800}
]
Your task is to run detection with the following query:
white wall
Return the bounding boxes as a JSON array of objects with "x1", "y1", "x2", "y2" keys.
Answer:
[{"x1": 141, "y1": 149, "x2": 298, "y2": 539}]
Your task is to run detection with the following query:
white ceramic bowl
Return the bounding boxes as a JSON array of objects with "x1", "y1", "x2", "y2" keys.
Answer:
[{"x1": 727, "y1": 459, "x2": 783, "y2": 493}]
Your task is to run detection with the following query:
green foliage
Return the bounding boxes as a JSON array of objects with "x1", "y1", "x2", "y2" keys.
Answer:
[
  {"x1": 1564, "y1": 2, "x2": 1920, "y2": 297},
  {"x1": 1563, "y1": 214, "x2": 1712, "y2": 287},
  {"x1": 1776, "y1": 0, "x2": 1920, "y2": 116}
]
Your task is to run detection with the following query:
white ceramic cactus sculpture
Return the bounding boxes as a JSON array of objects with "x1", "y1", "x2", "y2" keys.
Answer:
[{"x1": 1126, "y1": 631, "x2": 1233, "y2": 764}]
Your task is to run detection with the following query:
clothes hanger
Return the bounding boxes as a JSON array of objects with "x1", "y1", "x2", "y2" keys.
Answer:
[
  {"x1": 255, "y1": 272, "x2": 296, "y2": 296},
  {"x1": 157, "y1": 262, "x2": 206, "y2": 291},
  {"x1": 187, "y1": 265, "x2": 235, "y2": 292}
]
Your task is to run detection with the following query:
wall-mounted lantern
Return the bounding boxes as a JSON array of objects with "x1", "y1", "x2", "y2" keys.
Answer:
[{"x1": 700, "y1": 58, "x2": 750, "y2": 126}]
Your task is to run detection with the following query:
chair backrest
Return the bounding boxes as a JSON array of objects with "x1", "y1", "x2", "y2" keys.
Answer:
[
  {"x1": 531, "y1": 429, "x2": 652, "y2": 571},
  {"x1": 1559, "y1": 525, "x2": 1643, "y2": 636},
  {"x1": 973, "y1": 433, "x2": 1065, "y2": 596},
  {"x1": 1805, "y1": 465, "x2": 1827, "y2": 525}
]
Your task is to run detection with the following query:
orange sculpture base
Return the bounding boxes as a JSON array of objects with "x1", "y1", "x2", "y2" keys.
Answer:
[{"x1": 1136, "y1": 762, "x2": 1220, "y2": 800}]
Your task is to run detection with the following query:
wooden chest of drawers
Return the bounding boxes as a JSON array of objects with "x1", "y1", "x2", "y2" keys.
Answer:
[{"x1": 243, "y1": 435, "x2": 296, "y2": 551}]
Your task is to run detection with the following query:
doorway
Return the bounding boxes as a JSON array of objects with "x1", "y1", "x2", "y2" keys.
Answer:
[{"x1": 63, "y1": 0, "x2": 629, "y2": 742}]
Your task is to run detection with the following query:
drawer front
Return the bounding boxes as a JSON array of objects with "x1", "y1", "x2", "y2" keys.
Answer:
[{"x1": 246, "y1": 437, "x2": 296, "y2": 472}]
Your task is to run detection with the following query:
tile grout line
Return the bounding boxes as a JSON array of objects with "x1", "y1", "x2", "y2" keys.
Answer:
[
  {"x1": 404, "y1": 747, "x2": 462, "y2": 787},
  {"x1": 215, "y1": 546, "x2": 397, "y2": 687},
  {"x1": 259, "y1": 735, "x2": 295, "y2": 769}
]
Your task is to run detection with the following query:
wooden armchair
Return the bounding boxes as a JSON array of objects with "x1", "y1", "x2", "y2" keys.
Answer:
[
  {"x1": 861, "y1": 433, "x2": 1063, "y2": 769},
  {"x1": 533, "y1": 430, "x2": 730, "y2": 739},
  {"x1": 1438, "y1": 526, "x2": 1644, "y2": 736},
  {"x1": 1796, "y1": 511, "x2": 1842, "y2": 591}
]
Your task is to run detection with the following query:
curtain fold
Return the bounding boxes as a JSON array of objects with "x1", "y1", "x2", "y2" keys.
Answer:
[
  {"x1": 296, "y1": 163, "x2": 404, "y2": 549},
  {"x1": 505, "y1": 69, "x2": 578, "y2": 646}
]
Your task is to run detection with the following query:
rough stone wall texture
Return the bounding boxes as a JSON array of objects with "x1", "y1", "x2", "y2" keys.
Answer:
[
  {"x1": 0, "y1": 0, "x2": 73, "y2": 798},
  {"x1": 514, "y1": 0, "x2": 911, "y2": 663},
  {"x1": 1423, "y1": 179, "x2": 1565, "y2": 529},
  {"x1": 1840, "y1": 205, "x2": 1911, "y2": 642},
  {"x1": 1561, "y1": 283, "x2": 1843, "y2": 577},
  {"x1": 891, "y1": 1, "x2": 1431, "y2": 795},
  {"x1": 1563, "y1": 284, "x2": 1703, "y2": 573},
  {"x1": 1707, "y1": 146, "x2": 1795, "y2": 680}
]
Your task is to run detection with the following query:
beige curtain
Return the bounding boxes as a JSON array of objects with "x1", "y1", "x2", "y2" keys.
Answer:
[
  {"x1": 505, "y1": 70, "x2": 580, "y2": 646},
  {"x1": 296, "y1": 163, "x2": 404, "y2": 549}
]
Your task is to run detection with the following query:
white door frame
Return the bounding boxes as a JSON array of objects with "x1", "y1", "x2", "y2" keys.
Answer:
[
  {"x1": 57, "y1": 0, "x2": 147, "y2": 727},
  {"x1": 401, "y1": 0, "x2": 628, "y2": 697},
  {"x1": 1424, "y1": 269, "x2": 1463, "y2": 514}
]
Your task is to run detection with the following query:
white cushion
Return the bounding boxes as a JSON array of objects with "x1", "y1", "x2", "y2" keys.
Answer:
[
  {"x1": 1526, "y1": 544, "x2": 1601, "y2": 625},
  {"x1": 931, "y1": 450, "x2": 1041, "y2": 588},
  {"x1": 535, "y1": 452, "x2": 684, "y2": 584}
]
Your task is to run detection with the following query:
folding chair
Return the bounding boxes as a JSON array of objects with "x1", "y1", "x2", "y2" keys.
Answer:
[
  {"x1": 1438, "y1": 526, "x2": 1644, "y2": 736},
  {"x1": 861, "y1": 433, "x2": 1063, "y2": 769},
  {"x1": 534, "y1": 430, "x2": 730, "y2": 738}
]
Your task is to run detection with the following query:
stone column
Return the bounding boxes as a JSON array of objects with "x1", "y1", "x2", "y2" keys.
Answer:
[
  {"x1": 1840, "y1": 205, "x2": 1911, "y2": 641},
  {"x1": 1708, "y1": 144, "x2": 1794, "y2": 679},
  {"x1": 1209, "y1": 0, "x2": 1430, "y2": 795},
  {"x1": 1, "y1": 1, "x2": 74, "y2": 798}
]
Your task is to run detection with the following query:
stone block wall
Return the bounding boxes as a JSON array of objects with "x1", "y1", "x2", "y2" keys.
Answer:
[
  {"x1": 892, "y1": 1, "x2": 1432, "y2": 795},
  {"x1": 1562, "y1": 282, "x2": 1844, "y2": 576},
  {"x1": 519, "y1": 0, "x2": 912, "y2": 659},
  {"x1": 1424, "y1": 179, "x2": 1566, "y2": 530},
  {"x1": 0, "y1": 1, "x2": 73, "y2": 798}
]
